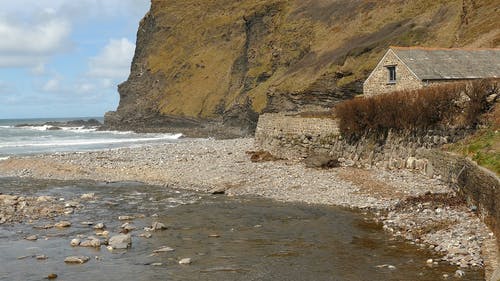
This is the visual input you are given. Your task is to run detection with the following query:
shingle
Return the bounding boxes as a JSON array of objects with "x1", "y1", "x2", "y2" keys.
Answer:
[{"x1": 391, "y1": 47, "x2": 500, "y2": 80}]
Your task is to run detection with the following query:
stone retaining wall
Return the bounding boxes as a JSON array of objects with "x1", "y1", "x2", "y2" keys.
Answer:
[
  {"x1": 255, "y1": 113, "x2": 500, "y2": 249},
  {"x1": 254, "y1": 113, "x2": 340, "y2": 159},
  {"x1": 255, "y1": 113, "x2": 468, "y2": 170}
]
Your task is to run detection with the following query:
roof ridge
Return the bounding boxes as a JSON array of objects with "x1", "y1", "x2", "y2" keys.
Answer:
[{"x1": 390, "y1": 46, "x2": 500, "y2": 51}]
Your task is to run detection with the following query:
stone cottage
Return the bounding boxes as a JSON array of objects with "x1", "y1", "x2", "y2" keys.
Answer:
[{"x1": 363, "y1": 46, "x2": 500, "y2": 96}]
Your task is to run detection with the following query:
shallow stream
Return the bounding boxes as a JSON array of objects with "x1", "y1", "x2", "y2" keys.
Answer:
[{"x1": 0, "y1": 178, "x2": 484, "y2": 280}]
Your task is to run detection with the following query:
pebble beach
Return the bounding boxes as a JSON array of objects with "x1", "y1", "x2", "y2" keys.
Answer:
[{"x1": 0, "y1": 138, "x2": 496, "y2": 276}]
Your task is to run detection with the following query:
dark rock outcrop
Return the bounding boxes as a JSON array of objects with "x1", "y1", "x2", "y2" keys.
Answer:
[{"x1": 16, "y1": 119, "x2": 102, "y2": 130}]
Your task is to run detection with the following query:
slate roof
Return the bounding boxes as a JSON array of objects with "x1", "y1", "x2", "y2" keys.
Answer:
[{"x1": 391, "y1": 47, "x2": 500, "y2": 80}]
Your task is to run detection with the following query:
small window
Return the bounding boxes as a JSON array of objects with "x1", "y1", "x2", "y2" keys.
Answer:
[{"x1": 387, "y1": 66, "x2": 396, "y2": 83}]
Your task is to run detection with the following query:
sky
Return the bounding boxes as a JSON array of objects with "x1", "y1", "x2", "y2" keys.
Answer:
[{"x1": 0, "y1": 0, "x2": 151, "y2": 119}]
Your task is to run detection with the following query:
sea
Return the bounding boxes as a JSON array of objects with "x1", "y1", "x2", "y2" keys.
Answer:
[
  {"x1": 0, "y1": 117, "x2": 182, "y2": 159},
  {"x1": 0, "y1": 117, "x2": 485, "y2": 280}
]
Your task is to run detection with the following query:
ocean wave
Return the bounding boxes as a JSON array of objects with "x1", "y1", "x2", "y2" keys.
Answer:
[
  {"x1": 0, "y1": 156, "x2": 9, "y2": 161},
  {"x1": 60, "y1": 126, "x2": 99, "y2": 133},
  {"x1": 0, "y1": 126, "x2": 12, "y2": 129},
  {"x1": 0, "y1": 133, "x2": 182, "y2": 149},
  {"x1": 95, "y1": 130, "x2": 135, "y2": 135},
  {"x1": 17, "y1": 125, "x2": 54, "y2": 131}
]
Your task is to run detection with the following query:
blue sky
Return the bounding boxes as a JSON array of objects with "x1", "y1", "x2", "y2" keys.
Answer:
[{"x1": 0, "y1": 0, "x2": 150, "y2": 118}]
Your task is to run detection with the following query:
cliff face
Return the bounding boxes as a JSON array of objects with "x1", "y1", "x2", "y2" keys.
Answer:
[{"x1": 105, "y1": 0, "x2": 499, "y2": 137}]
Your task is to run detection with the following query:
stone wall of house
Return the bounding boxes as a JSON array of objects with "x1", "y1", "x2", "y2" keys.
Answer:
[
  {"x1": 363, "y1": 50, "x2": 424, "y2": 96},
  {"x1": 255, "y1": 113, "x2": 500, "y2": 245}
]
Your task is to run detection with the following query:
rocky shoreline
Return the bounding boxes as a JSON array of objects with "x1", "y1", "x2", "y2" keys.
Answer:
[{"x1": 0, "y1": 138, "x2": 496, "y2": 278}]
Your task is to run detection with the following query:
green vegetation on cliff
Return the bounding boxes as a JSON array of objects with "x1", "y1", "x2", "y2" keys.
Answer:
[{"x1": 445, "y1": 104, "x2": 500, "y2": 174}]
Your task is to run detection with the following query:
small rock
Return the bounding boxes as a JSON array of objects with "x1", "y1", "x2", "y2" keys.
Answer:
[
  {"x1": 64, "y1": 202, "x2": 78, "y2": 208},
  {"x1": 109, "y1": 234, "x2": 131, "y2": 249},
  {"x1": 36, "y1": 255, "x2": 48, "y2": 260},
  {"x1": 95, "y1": 230, "x2": 109, "y2": 237},
  {"x1": 25, "y1": 235, "x2": 38, "y2": 241},
  {"x1": 150, "y1": 222, "x2": 167, "y2": 231},
  {"x1": 208, "y1": 234, "x2": 220, "y2": 238},
  {"x1": 118, "y1": 215, "x2": 134, "y2": 221},
  {"x1": 209, "y1": 186, "x2": 226, "y2": 195},
  {"x1": 80, "y1": 193, "x2": 95, "y2": 200},
  {"x1": 55, "y1": 221, "x2": 71, "y2": 228},
  {"x1": 79, "y1": 237, "x2": 101, "y2": 248},
  {"x1": 426, "y1": 259, "x2": 433, "y2": 264},
  {"x1": 70, "y1": 238, "x2": 81, "y2": 246},
  {"x1": 151, "y1": 263, "x2": 163, "y2": 266},
  {"x1": 36, "y1": 196, "x2": 53, "y2": 202},
  {"x1": 376, "y1": 264, "x2": 396, "y2": 270},
  {"x1": 47, "y1": 273, "x2": 58, "y2": 279},
  {"x1": 64, "y1": 256, "x2": 90, "y2": 264},
  {"x1": 406, "y1": 157, "x2": 417, "y2": 169},
  {"x1": 93, "y1": 223, "x2": 105, "y2": 230},
  {"x1": 139, "y1": 233, "x2": 152, "y2": 239},
  {"x1": 153, "y1": 246, "x2": 175, "y2": 253},
  {"x1": 455, "y1": 269, "x2": 465, "y2": 278},
  {"x1": 121, "y1": 222, "x2": 136, "y2": 231},
  {"x1": 80, "y1": 221, "x2": 94, "y2": 226},
  {"x1": 179, "y1": 258, "x2": 191, "y2": 265}
]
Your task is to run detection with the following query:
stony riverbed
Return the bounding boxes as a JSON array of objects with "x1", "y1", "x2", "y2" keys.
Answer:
[
  {"x1": 0, "y1": 138, "x2": 495, "y2": 279},
  {"x1": 0, "y1": 178, "x2": 486, "y2": 280}
]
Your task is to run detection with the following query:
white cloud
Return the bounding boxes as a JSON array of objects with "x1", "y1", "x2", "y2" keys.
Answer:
[
  {"x1": 0, "y1": 16, "x2": 71, "y2": 68},
  {"x1": 42, "y1": 78, "x2": 61, "y2": 92},
  {"x1": 75, "y1": 82, "x2": 96, "y2": 94},
  {"x1": 31, "y1": 63, "x2": 47, "y2": 76},
  {"x1": 100, "y1": 78, "x2": 115, "y2": 89},
  {"x1": 1, "y1": 0, "x2": 150, "y2": 22},
  {"x1": 88, "y1": 38, "x2": 135, "y2": 79}
]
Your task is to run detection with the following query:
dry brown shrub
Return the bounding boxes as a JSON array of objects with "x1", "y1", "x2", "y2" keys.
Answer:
[
  {"x1": 335, "y1": 79, "x2": 498, "y2": 138},
  {"x1": 463, "y1": 79, "x2": 499, "y2": 126}
]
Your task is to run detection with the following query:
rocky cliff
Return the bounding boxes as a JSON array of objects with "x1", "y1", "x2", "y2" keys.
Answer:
[{"x1": 104, "y1": 0, "x2": 499, "y2": 137}]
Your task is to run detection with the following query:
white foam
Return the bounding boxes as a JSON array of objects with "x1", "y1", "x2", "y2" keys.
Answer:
[
  {"x1": 96, "y1": 130, "x2": 135, "y2": 135},
  {"x1": 19, "y1": 125, "x2": 53, "y2": 131},
  {"x1": 60, "y1": 126, "x2": 99, "y2": 133},
  {"x1": 0, "y1": 156, "x2": 9, "y2": 161},
  {"x1": 0, "y1": 133, "x2": 183, "y2": 149},
  {"x1": 0, "y1": 126, "x2": 12, "y2": 128}
]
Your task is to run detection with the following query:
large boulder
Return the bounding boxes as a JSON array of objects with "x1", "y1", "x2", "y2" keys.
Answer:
[{"x1": 304, "y1": 152, "x2": 339, "y2": 169}]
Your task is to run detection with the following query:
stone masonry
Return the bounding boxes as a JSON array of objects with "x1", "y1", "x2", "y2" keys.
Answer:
[{"x1": 363, "y1": 49, "x2": 423, "y2": 96}]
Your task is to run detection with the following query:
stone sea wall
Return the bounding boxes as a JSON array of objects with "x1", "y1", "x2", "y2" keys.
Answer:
[{"x1": 255, "y1": 113, "x2": 500, "y2": 241}]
